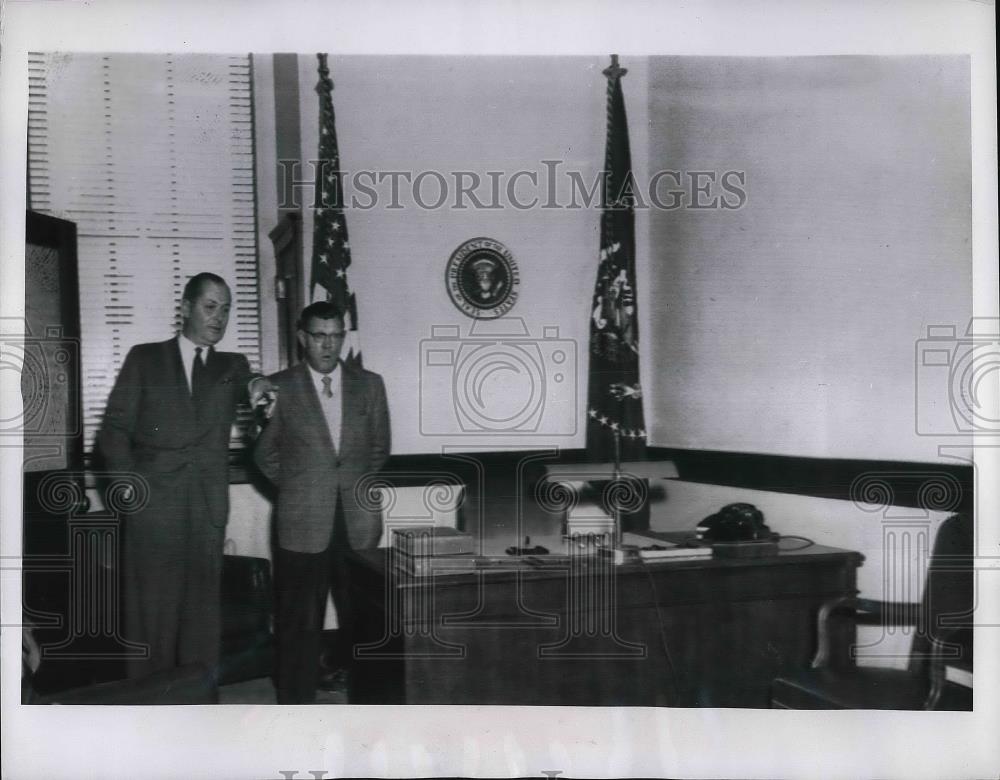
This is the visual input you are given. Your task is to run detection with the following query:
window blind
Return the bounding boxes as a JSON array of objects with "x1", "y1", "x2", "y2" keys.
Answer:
[{"x1": 27, "y1": 52, "x2": 262, "y2": 457}]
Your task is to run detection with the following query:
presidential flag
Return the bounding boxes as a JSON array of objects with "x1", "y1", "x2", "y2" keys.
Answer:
[
  {"x1": 586, "y1": 55, "x2": 647, "y2": 463},
  {"x1": 311, "y1": 53, "x2": 362, "y2": 368}
]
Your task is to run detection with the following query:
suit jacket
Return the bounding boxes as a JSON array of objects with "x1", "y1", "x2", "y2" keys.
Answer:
[
  {"x1": 254, "y1": 360, "x2": 391, "y2": 553},
  {"x1": 97, "y1": 337, "x2": 251, "y2": 528}
]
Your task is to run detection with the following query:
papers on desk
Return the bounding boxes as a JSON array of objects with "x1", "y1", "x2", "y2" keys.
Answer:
[
  {"x1": 391, "y1": 551, "x2": 583, "y2": 576},
  {"x1": 621, "y1": 531, "x2": 714, "y2": 561},
  {"x1": 389, "y1": 526, "x2": 479, "y2": 576},
  {"x1": 391, "y1": 550, "x2": 479, "y2": 576},
  {"x1": 391, "y1": 526, "x2": 475, "y2": 556},
  {"x1": 389, "y1": 528, "x2": 714, "y2": 576}
]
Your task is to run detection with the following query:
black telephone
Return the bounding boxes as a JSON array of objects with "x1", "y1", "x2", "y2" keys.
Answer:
[{"x1": 696, "y1": 503, "x2": 772, "y2": 542}]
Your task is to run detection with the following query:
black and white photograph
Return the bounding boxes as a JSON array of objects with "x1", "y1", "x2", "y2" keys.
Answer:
[{"x1": 1, "y1": 2, "x2": 997, "y2": 778}]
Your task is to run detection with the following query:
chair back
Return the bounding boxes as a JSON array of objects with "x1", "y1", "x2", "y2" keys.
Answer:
[{"x1": 909, "y1": 512, "x2": 973, "y2": 676}]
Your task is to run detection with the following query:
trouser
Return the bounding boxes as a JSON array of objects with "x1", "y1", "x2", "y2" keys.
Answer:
[
  {"x1": 123, "y1": 476, "x2": 224, "y2": 694},
  {"x1": 274, "y1": 494, "x2": 353, "y2": 704}
]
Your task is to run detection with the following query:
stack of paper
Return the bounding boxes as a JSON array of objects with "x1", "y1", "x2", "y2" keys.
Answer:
[{"x1": 622, "y1": 531, "x2": 713, "y2": 561}]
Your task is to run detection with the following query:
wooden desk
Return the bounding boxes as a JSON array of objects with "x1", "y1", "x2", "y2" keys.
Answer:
[{"x1": 347, "y1": 544, "x2": 862, "y2": 707}]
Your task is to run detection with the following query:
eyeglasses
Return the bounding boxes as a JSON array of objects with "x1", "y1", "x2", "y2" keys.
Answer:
[{"x1": 303, "y1": 330, "x2": 346, "y2": 344}]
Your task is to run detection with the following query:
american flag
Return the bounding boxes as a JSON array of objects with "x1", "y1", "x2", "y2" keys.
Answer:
[
  {"x1": 586, "y1": 55, "x2": 647, "y2": 463},
  {"x1": 311, "y1": 53, "x2": 362, "y2": 368}
]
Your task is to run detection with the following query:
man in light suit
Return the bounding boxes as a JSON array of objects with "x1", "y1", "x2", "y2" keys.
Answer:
[
  {"x1": 98, "y1": 272, "x2": 272, "y2": 689},
  {"x1": 254, "y1": 301, "x2": 390, "y2": 704}
]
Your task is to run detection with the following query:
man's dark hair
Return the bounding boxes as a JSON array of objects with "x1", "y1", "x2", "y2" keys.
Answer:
[
  {"x1": 298, "y1": 300, "x2": 344, "y2": 330},
  {"x1": 182, "y1": 272, "x2": 229, "y2": 303}
]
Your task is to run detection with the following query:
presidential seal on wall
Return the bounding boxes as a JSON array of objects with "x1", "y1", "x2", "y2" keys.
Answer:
[{"x1": 446, "y1": 237, "x2": 520, "y2": 319}]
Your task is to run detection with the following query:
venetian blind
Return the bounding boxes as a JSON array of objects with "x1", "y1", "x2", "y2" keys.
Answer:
[{"x1": 27, "y1": 52, "x2": 262, "y2": 456}]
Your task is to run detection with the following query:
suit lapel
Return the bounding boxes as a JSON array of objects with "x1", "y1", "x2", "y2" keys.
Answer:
[
  {"x1": 203, "y1": 347, "x2": 234, "y2": 411},
  {"x1": 340, "y1": 363, "x2": 362, "y2": 459}
]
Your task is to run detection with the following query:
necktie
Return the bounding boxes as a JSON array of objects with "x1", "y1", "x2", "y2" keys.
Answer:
[
  {"x1": 320, "y1": 373, "x2": 339, "y2": 453},
  {"x1": 192, "y1": 346, "x2": 208, "y2": 400}
]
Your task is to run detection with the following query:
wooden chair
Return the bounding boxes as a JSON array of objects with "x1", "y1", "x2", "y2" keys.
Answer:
[{"x1": 771, "y1": 512, "x2": 973, "y2": 710}]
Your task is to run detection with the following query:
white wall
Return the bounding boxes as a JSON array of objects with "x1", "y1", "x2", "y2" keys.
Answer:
[{"x1": 645, "y1": 56, "x2": 972, "y2": 463}]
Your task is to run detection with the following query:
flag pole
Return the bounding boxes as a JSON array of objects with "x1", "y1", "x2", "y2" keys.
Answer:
[
  {"x1": 613, "y1": 404, "x2": 623, "y2": 548},
  {"x1": 311, "y1": 53, "x2": 364, "y2": 368},
  {"x1": 598, "y1": 54, "x2": 638, "y2": 557}
]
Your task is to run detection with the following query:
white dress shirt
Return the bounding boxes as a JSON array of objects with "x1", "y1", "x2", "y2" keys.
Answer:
[
  {"x1": 178, "y1": 333, "x2": 269, "y2": 406},
  {"x1": 178, "y1": 334, "x2": 210, "y2": 393},
  {"x1": 307, "y1": 363, "x2": 341, "y2": 453}
]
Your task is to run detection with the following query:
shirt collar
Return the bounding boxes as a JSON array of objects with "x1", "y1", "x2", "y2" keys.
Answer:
[
  {"x1": 306, "y1": 361, "x2": 339, "y2": 394},
  {"x1": 178, "y1": 333, "x2": 211, "y2": 364}
]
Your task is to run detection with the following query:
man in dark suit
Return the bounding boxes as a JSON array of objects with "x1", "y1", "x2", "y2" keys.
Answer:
[
  {"x1": 98, "y1": 272, "x2": 272, "y2": 687},
  {"x1": 254, "y1": 301, "x2": 391, "y2": 704}
]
